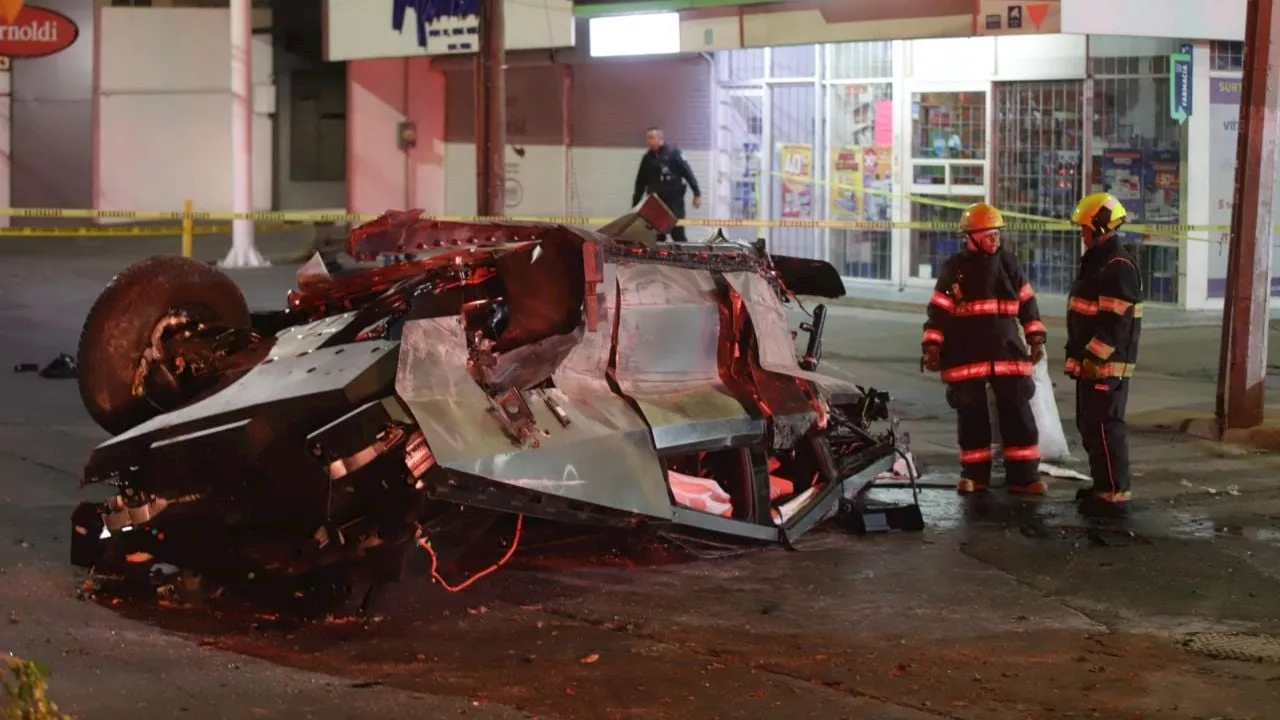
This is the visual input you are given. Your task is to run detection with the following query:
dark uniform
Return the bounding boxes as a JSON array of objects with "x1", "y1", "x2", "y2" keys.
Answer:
[
  {"x1": 632, "y1": 144, "x2": 701, "y2": 243},
  {"x1": 1065, "y1": 231, "x2": 1143, "y2": 511},
  {"x1": 923, "y1": 247, "x2": 1047, "y2": 489}
]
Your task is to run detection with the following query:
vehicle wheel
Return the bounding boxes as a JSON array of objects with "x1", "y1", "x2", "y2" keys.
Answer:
[{"x1": 77, "y1": 255, "x2": 251, "y2": 435}]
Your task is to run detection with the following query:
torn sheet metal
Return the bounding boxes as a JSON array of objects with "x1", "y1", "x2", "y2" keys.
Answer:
[
  {"x1": 395, "y1": 311, "x2": 673, "y2": 519},
  {"x1": 722, "y1": 271, "x2": 860, "y2": 403},
  {"x1": 614, "y1": 263, "x2": 763, "y2": 453},
  {"x1": 95, "y1": 340, "x2": 400, "y2": 451},
  {"x1": 269, "y1": 311, "x2": 360, "y2": 360}
]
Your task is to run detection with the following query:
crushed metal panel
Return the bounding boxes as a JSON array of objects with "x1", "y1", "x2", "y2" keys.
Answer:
[
  {"x1": 395, "y1": 307, "x2": 674, "y2": 519},
  {"x1": 722, "y1": 271, "x2": 862, "y2": 402},
  {"x1": 614, "y1": 263, "x2": 763, "y2": 452},
  {"x1": 96, "y1": 340, "x2": 401, "y2": 450},
  {"x1": 269, "y1": 311, "x2": 360, "y2": 360}
]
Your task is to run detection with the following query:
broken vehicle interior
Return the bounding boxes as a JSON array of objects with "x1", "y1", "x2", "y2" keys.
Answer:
[{"x1": 70, "y1": 198, "x2": 919, "y2": 598}]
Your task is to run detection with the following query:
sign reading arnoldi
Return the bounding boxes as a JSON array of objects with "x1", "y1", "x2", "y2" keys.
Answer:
[{"x1": 0, "y1": 0, "x2": 79, "y2": 59}]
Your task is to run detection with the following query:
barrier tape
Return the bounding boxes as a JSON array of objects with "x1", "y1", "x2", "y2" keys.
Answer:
[
  {"x1": 0, "y1": 205, "x2": 1260, "y2": 240},
  {"x1": 0, "y1": 222, "x2": 297, "y2": 238}
]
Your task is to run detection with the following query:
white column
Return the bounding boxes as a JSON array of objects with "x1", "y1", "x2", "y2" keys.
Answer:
[
  {"x1": 221, "y1": 0, "x2": 267, "y2": 268},
  {"x1": 1182, "y1": 41, "x2": 1211, "y2": 309}
]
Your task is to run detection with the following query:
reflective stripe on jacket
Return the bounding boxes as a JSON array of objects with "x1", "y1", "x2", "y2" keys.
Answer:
[
  {"x1": 1065, "y1": 236, "x2": 1143, "y2": 379},
  {"x1": 922, "y1": 247, "x2": 1046, "y2": 383}
]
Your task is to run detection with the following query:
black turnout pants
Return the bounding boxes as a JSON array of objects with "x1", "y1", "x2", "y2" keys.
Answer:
[
  {"x1": 1075, "y1": 379, "x2": 1132, "y2": 500},
  {"x1": 947, "y1": 376, "x2": 1040, "y2": 486},
  {"x1": 657, "y1": 197, "x2": 688, "y2": 243}
]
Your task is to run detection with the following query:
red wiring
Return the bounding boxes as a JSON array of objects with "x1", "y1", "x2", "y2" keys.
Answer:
[{"x1": 416, "y1": 514, "x2": 524, "y2": 592}]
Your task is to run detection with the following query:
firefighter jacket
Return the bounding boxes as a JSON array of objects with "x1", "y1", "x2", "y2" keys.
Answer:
[
  {"x1": 922, "y1": 248, "x2": 1047, "y2": 384},
  {"x1": 1065, "y1": 236, "x2": 1143, "y2": 380},
  {"x1": 632, "y1": 144, "x2": 702, "y2": 208}
]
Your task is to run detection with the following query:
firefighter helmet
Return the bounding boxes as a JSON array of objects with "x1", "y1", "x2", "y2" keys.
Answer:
[
  {"x1": 1071, "y1": 193, "x2": 1127, "y2": 234},
  {"x1": 958, "y1": 202, "x2": 1005, "y2": 234}
]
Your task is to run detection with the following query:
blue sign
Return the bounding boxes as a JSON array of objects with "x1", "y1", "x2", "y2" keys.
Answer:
[
  {"x1": 1170, "y1": 50, "x2": 1193, "y2": 125},
  {"x1": 392, "y1": 0, "x2": 481, "y2": 52}
]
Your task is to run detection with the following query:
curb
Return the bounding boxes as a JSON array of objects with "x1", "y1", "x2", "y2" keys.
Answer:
[{"x1": 1128, "y1": 409, "x2": 1280, "y2": 452}]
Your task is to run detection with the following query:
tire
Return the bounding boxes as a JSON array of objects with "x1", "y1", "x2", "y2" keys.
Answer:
[{"x1": 77, "y1": 255, "x2": 251, "y2": 435}]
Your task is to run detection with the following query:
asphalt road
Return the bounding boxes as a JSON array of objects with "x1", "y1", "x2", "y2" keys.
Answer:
[{"x1": 0, "y1": 248, "x2": 1278, "y2": 719}]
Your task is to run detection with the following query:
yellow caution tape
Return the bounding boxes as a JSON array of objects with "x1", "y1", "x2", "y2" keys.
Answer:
[
  {"x1": 768, "y1": 171, "x2": 1248, "y2": 240},
  {"x1": 0, "y1": 203, "x2": 1258, "y2": 241},
  {"x1": 0, "y1": 222, "x2": 297, "y2": 238}
]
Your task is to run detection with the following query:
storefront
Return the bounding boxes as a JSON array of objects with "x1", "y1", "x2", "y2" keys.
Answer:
[{"x1": 712, "y1": 34, "x2": 1189, "y2": 303}]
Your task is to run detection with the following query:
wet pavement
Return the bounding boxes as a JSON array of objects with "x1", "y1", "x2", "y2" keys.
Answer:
[{"x1": 0, "y1": 250, "x2": 1279, "y2": 719}]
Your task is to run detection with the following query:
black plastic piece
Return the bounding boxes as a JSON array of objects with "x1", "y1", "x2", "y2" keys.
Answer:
[
  {"x1": 799, "y1": 304, "x2": 827, "y2": 371},
  {"x1": 841, "y1": 499, "x2": 925, "y2": 534},
  {"x1": 70, "y1": 501, "x2": 106, "y2": 568}
]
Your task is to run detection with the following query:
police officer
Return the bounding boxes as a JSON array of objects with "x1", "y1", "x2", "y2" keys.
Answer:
[
  {"x1": 1065, "y1": 193, "x2": 1143, "y2": 518},
  {"x1": 921, "y1": 202, "x2": 1048, "y2": 496},
  {"x1": 632, "y1": 127, "x2": 702, "y2": 243}
]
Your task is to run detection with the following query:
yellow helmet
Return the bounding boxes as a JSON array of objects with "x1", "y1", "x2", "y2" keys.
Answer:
[
  {"x1": 1071, "y1": 193, "x2": 1127, "y2": 233},
  {"x1": 958, "y1": 202, "x2": 1005, "y2": 233}
]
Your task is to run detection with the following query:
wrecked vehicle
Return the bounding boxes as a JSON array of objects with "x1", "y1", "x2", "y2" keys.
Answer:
[{"x1": 70, "y1": 198, "x2": 915, "y2": 595}]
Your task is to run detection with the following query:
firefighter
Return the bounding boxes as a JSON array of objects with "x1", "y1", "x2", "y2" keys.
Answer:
[
  {"x1": 631, "y1": 127, "x2": 702, "y2": 243},
  {"x1": 921, "y1": 202, "x2": 1048, "y2": 495},
  {"x1": 1066, "y1": 192, "x2": 1143, "y2": 518}
]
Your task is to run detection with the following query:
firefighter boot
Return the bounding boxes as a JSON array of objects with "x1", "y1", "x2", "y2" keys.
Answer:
[
  {"x1": 1076, "y1": 488, "x2": 1133, "y2": 518},
  {"x1": 956, "y1": 477, "x2": 988, "y2": 494},
  {"x1": 1007, "y1": 479, "x2": 1048, "y2": 496}
]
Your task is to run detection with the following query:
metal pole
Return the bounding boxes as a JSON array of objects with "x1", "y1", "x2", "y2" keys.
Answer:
[
  {"x1": 1218, "y1": 0, "x2": 1278, "y2": 430},
  {"x1": 475, "y1": 0, "x2": 506, "y2": 216},
  {"x1": 221, "y1": 0, "x2": 267, "y2": 268}
]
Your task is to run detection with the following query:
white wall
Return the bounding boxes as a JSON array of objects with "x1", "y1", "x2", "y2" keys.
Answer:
[
  {"x1": 1064, "y1": 0, "x2": 1246, "y2": 42},
  {"x1": 96, "y1": 8, "x2": 274, "y2": 215},
  {"x1": 442, "y1": 144, "x2": 713, "y2": 227},
  {"x1": 908, "y1": 35, "x2": 1088, "y2": 81}
]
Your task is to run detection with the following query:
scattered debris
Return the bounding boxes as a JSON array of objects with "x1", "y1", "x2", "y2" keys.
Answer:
[
  {"x1": 1038, "y1": 463, "x2": 1090, "y2": 482},
  {"x1": 13, "y1": 354, "x2": 77, "y2": 380}
]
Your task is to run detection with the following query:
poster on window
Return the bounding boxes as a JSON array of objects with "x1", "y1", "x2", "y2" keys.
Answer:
[
  {"x1": 1142, "y1": 150, "x2": 1181, "y2": 224},
  {"x1": 830, "y1": 145, "x2": 893, "y2": 221},
  {"x1": 779, "y1": 144, "x2": 814, "y2": 219},
  {"x1": 1099, "y1": 149, "x2": 1145, "y2": 221}
]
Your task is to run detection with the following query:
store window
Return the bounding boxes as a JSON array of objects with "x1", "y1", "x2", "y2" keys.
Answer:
[
  {"x1": 771, "y1": 45, "x2": 817, "y2": 79},
  {"x1": 771, "y1": 82, "x2": 817, "y2": 257},
  {"x1": 993, "y1": 81, "x2": 1085, "y2": 295},
  {"x1": 824, "y1": 42, "x2": 895, "y2": 279},
  {"x1": 1210, "y1": 41, "x2": 1245, "y2": 72},
  {"x1": 718, "y1": 47, "x2": 765, "y2": 85},
  {"x1": 1088, "y1": 36, "x2": 1184, "y2": 304},
  {"x1": 829, "y1": 42, "x2": 893, "y2": 80},
  {"x1": 908, "y1": 91, "x2": 987, "y2": 280}
]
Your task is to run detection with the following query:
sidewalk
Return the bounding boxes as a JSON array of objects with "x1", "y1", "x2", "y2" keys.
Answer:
[{"x1": 834, "y1": 278, "x2": 1275, "y2": 329}]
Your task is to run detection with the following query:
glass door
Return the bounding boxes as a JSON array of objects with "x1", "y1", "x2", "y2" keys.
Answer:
[
  {"x1": 715, "y1": 88, "x2": 764, "y2": 223},
  {"x1": 904, "y1": 83, "x2": 992, "y2": 281}
]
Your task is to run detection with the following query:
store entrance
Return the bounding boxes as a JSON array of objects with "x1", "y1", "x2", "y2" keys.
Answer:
[{"x1": 904, "y1": 83, "x2": 991, "y2": 282}]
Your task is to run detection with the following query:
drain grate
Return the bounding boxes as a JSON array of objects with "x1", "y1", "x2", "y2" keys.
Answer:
[{"x1": 1179, "y1": 632, "x2": 1280, "y2": 663}]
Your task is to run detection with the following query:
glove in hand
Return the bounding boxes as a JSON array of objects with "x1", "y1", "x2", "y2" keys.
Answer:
[
  {"x1": 1029, "y1": 340, "x2": 1045, "y2": 365},
  {"x1": 922, "y1": 346, "x2": 941, "y2": 373}
]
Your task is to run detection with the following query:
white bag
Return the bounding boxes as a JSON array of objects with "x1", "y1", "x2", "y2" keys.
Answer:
[{"x1": 988, "y1": 357, "x2": 1072, "y2": 462}]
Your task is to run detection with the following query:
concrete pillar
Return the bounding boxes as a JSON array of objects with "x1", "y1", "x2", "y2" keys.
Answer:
[
  {"x1": 475, "y1": 0, "x2": 505, "y2": 216},
  {"x1": 222, "y1": 0, "x2": 267, "y2": 268},
  {"x1": 1183, "y1": 41, "x2": 1212, "y2": 310},
  {"x1": 1217, "y1": 0, "x2": 1278, "y2": 430}
]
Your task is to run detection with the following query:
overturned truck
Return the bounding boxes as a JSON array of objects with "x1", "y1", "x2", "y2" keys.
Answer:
[{"x1": 70, "y1": 199, "x2": 911, "y2": 589}]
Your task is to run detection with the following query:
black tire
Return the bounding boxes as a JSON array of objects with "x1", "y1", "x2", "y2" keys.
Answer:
[{"x1": 77, "y1": 255, "x2": 251, "y2": 435}]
